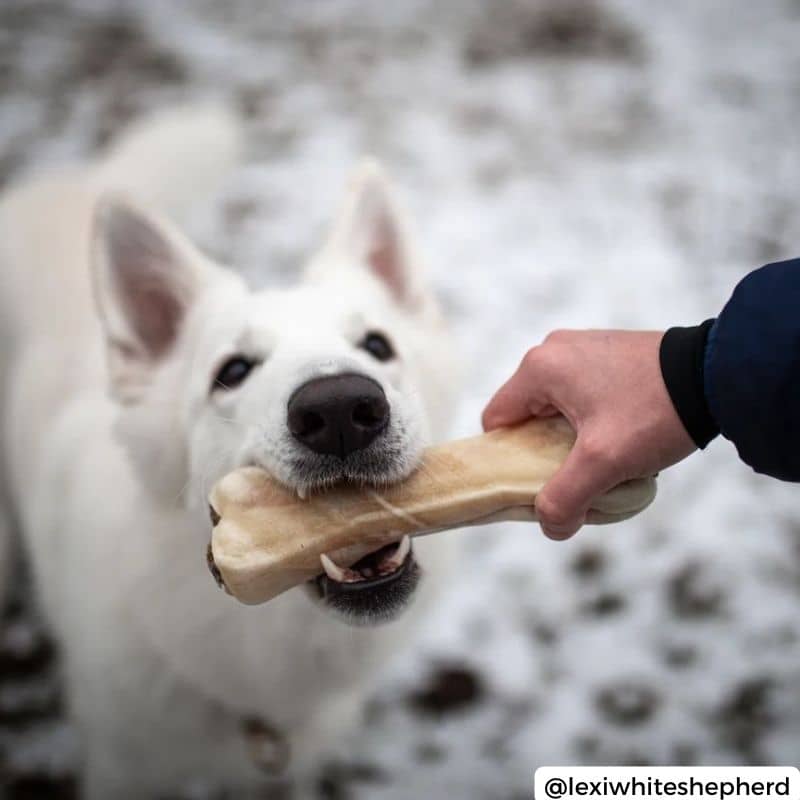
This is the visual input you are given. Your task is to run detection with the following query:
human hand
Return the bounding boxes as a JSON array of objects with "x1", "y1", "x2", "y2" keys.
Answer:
[{"x1": 482, "y1": 330, "x2": 696, "y2": 540}]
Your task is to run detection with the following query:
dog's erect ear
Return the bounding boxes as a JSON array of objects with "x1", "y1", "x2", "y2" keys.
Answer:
[
  {"x1": 313, "y1": 159, "x2": 422, "y2": 307},
  {"x1": 91, "y1": 196, "x2": 208, "y2": 402}
]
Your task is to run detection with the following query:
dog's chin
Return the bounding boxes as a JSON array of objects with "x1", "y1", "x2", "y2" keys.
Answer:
[{"x1": 287, "y1": 442, "x2": 424, "y2": 627}]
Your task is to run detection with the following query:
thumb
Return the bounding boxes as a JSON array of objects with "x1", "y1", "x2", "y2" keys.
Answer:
[
  {"x1": 535, "y1": 436, "x2": 620, "y2": 540},
  {"x1": 482, "y1": 349, "x2": 554, "y2": 431}
]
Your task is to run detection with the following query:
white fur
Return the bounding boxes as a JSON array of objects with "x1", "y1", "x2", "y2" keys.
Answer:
[{"x1": 0, "y1": 108, "x2": 458, "y2": 797}]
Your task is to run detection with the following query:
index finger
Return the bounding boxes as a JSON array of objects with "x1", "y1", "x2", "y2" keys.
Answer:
[{"x1": 482, "y1": 346, "x2": 558, "y2": 431}]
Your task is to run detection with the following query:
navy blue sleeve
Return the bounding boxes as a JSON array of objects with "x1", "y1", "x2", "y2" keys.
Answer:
[
  {"x1": 660, "y1": 258, "x2": 800, "y2": 481},
  {"x1": 702, "y1": 258, "x2": 800, "y2": 481}
]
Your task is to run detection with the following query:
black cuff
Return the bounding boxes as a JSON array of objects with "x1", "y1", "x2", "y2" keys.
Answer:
[{"x1": 659, "y1": 319, "x2": 719, "y2": 449}]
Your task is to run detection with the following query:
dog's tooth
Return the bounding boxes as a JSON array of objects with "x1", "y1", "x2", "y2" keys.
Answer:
[
  {"x1": 379, "y1": 535, "x2": 412, "y2": 573},
  {"x1": 320, "y1": 553, "x2": 362, "y2": 584},
  {"x1": 297, "y1": 486, "x2": 307, "y2": 500},
  {"x1": 320, "y1": 553, "x2": 347, "y2": 583},
  {"x1": 394, "y1": 534, "x2": 411, "y2": 563}
]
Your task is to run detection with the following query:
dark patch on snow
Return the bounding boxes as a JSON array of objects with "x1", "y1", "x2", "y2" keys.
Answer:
[
  {"x1": 68, "y1": 14, "x2": 187, "y2": 87},
  {"x1": 571, "y1": 546, "x2": 607, "y2": 580},
  {"x1": 528, "y1": 621, "x2": 559, "y2": 648},
  {"x1": 662, "y1": 643, "x2": 699, "y2": 670},
  {"x1": 362, "y1": 696, "x2": 389, "y2": 728},
  {"x1": 223, "y1": 196, "x2": 263, "y2": 230},
  {"x1": 0, "y1": 0, "x2": 69, "y2": 55},
  {"x1": 406, "y1": 664, "x2": 487, "y2": 717},
  {"x1": 316, "y1": 760, "x2": 388, "y2": 800},
  {"x1": 464, "y1": 0, "x2": 644, "y2": 68},
  {"x1": 577, "y1": 736, "x2": 655, "y2": 766},
  {"x1": 481, "y1": 734, "x2": 512, "y2": 762},
  {"x1": 709, "y1": 73, "x2": 757, "y2": 109},
  {"x1": 673, "y1": 742, "x2": 700, "y2": 766},
  {"x1": 0, "y1": 679, "x2": 62, "y2": 724},
  {"x1": 582, "y1": 591, "x2": 626, "y2": 617},
  {"x1": 714, "y1": 677, "x2": 774, "y2": 762},
  {"x1": 595, "y1": 680, "x2": 660, "y2": 726},
  {"x1": 90, "y1": 93, "x2": 144, "y2": 150},
  {"x1": 414, "y1": 740, "x2": 447, "y2": 764},
  {"x1": 0, "y1": 553, "x2": 77, "y2": 799},
  {"x1": 0, "y1": 149, "x2": 25, "y2": 193},
  {"x1": 574, "y1": 733, "x2": 601, "y2": 760},
  {"x1": 481, "y1": 697, "x2": 535, "y2": 763},
  {"x1": 667, "y1": 562, "x2": 726, "y2": 619},
  {"x1": 0, "y1": 618, "x2": 54, "y2": 680}
]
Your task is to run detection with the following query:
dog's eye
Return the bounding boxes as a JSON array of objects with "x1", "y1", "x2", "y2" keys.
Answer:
[
  {"x1": 213, "y1": 356, "x2": 255, "y2": 392},
  {"x1": 359, "y1": 331, "x2": 395, "y2": 362}
]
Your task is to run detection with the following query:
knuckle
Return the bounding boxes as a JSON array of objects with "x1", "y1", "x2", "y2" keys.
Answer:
[
  {"x1": 544, "y1": 328, "x2": 571, "y2": 345},
  {"x1": 523, "y1": 344, "x2": 560, "y2": 378},
  {"x1": 521, "y1": 346, "x2": 543, "y2": 372},
  {"x1": 580, "y1": 435, "x2": 616, "y2": 469}
]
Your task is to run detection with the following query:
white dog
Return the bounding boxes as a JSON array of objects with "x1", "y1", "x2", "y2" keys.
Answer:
[{"x1": 0, "y1": 108, "x2": 458, "y2": 798}]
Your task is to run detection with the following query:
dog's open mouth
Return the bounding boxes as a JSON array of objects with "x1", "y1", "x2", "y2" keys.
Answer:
[
  {"x1": 309, "y1": 536, "x2": 421, "y2": 625},
  {"x1": 284, "y1": 433, "x2": 425, "y2": 625},
  {"x1": 318, "y1": 535, "x2": 411, "y2": 589}
]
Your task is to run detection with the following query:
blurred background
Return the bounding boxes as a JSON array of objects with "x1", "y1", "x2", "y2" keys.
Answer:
[{"x1": 2, "y1": 0, "x2": 800, "y2": 797}]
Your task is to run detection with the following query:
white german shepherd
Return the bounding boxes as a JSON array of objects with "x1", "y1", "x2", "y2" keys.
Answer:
[{"x1": 0, "y1": 108, "x2": 458, "y2": 798}]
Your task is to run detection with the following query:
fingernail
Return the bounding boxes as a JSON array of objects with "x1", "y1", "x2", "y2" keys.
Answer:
[{"x1": 541, "y1": 523, "x2": 574, "y2": 541}]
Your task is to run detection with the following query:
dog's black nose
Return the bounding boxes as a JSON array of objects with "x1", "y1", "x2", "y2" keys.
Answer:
[{"x1": 287, "y1": 374, "x2": 390, "y2": 458}]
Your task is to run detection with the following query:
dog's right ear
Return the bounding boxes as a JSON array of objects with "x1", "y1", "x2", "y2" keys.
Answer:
[{"x1": 91, "y1": 197, "x2": 208, "y2": 403}]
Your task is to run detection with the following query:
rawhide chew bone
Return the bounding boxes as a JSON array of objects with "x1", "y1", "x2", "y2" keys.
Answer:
[{"x1": 208, "y1": 416, "x2": 657, "y2": 605}]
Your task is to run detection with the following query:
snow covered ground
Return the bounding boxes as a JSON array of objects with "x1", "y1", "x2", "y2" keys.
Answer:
[{"x1": 2, "y1": 0, "x2": 800, "y2": 796}]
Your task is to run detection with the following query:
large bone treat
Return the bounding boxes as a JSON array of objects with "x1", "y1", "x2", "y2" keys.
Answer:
[{"x1": 208, "y1": 416, "x2": 657, "y2": 605}]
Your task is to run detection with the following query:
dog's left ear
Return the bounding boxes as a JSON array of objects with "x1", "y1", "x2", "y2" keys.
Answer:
[
  {"x1": 311, "y1": 159, "x2": 423, "y2": 308},
  {"x1": 91, "y1": 196, "x2": 209, "y2": 403}
]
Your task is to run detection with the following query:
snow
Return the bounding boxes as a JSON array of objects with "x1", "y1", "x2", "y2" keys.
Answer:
[{"x1": 2, "y1": 0, "x2": 800, "y2": 795}]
